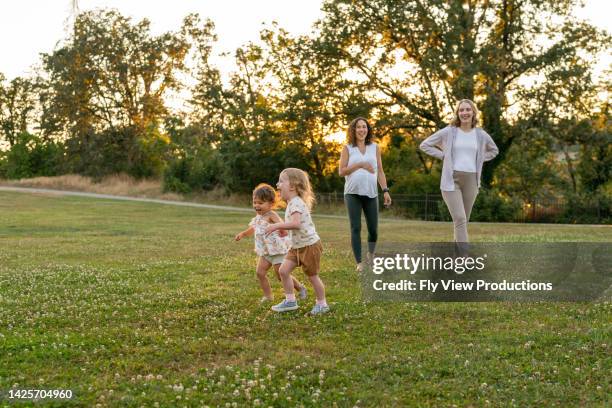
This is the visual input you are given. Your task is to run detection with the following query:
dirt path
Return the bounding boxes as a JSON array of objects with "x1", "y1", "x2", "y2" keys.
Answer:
[
  {"x1": 0, "y1": 185, "x2": 357, "y2": 220},
  {"x1": 1, "y1": 186, "x2": 607, "y2": 227}
]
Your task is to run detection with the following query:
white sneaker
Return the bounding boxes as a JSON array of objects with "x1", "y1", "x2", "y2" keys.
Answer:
[
  {"x1": 271, "y1": 299, "x2": 298, "y2": 312},
  {"x1": 309, "y1": 304, "x2": 330, "y2": 315}
]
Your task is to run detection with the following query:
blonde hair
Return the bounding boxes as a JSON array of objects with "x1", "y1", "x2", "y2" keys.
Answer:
[
  {"x1": 451, "y1": 99, "x2": 480, "y2": 128},
  {"x1": 280, "y1": 168, "x2": 316, "y2": 210}
]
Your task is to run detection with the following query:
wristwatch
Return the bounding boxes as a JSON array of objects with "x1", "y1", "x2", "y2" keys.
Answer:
[{"x1": 382, "y1": 188, "x2": 390, "y2": 193}]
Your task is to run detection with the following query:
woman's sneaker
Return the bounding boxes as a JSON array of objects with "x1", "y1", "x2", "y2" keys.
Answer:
[
  {"x1": 271, "y1": 299, "x2": 298, "y2": 312},
  {"x1": 309, "y1": 304, "x2": 330, "y2": 315}
]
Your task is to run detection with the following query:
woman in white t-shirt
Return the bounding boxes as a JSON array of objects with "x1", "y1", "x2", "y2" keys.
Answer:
[
  {"x1": 339, "y1": 117, "x2": 392, "y2": 271},
  {"x1": 419, "y1": 99, "x2": 499, "y2": 243}
]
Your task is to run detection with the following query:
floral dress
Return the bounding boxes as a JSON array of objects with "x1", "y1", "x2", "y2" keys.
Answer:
[{"x1": 249, "y1": 212, "x2": 291, "y2": 256}]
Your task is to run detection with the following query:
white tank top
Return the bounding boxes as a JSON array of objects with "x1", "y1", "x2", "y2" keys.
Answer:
[
  {"x1": 452, "y1": 128, "x2": 477, "y2": 172},
  {"x1": 344, "y1": 143, "x2": 378, "y2": 198}
]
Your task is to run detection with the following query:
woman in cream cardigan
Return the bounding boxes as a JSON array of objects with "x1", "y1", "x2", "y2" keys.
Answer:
[{"x1": 419, "y1": 99, "x2": 499, "y2": 243}]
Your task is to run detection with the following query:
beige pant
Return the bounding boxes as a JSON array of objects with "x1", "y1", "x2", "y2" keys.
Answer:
[{"x1": 441, "y1": 171, "x2": 478, "y2": 243}]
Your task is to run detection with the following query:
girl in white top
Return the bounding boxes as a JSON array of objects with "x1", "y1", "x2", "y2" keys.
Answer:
[
  {"x1": 265, "y1": 168, "x2": 329, "y2": 315},
  {"x1": 339, "y1": 117, "x2": 392, "y2": 271},
  {"x1": 235, "y1": 183, "x2": 306, "y2": 302}
]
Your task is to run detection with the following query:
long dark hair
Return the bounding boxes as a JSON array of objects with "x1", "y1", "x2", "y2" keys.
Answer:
[{"x1": 346, "y1": 117, "x2": 373, "y2": 146}]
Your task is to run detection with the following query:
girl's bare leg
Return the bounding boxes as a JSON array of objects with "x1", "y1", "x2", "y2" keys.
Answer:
[
  {"x1": 256, "y1": 257, "x2": 273, "y2": 299},
  {"x1": 273, "y1": 264, "x2": 304, "y2": 292},
  {"x1": 308, "y1": 274, "x2": 327, "y2": 305},
  {"x1": 278, "y1": 260, "x2": 298, "y2": 300}
]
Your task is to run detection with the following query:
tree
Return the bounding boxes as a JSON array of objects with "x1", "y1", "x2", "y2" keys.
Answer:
[
  {"x1": 497, "y1": 127, "x2": 560, "y2": 205},
  {"x1": 189, "y1": 25, "x2": 346, "y2": 192},
  {"x1": 315, "y1": 0, "x2": 610, "y2": 187},
  {"x1": 43, "y1": 9, "x2": 193, "y2": 134},
  {"x1": 576, "y1": 107, "x2": 611, "y2": 194},
  {"x1": 0, "y1": 75, "x2": 37, "y2": 147},
  {"x1": 40, "y1": 9, "x2": 205, "y2": 177}
]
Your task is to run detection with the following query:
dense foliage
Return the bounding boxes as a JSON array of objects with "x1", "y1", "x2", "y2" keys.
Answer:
[{"x1": 0, "y1": 2, "x2": 609, "y2": 222}]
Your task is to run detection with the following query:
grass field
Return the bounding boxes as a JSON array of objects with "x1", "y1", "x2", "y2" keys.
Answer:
[{"x1": 0, "y1": 191, "x2": 610, "y2": 407}]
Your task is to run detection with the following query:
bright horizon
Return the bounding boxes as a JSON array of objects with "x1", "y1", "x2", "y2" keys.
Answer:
[
  {"x1": 0, "y1": 0, "x2": 324, "y2": 82},
  {"x1": 0, "y1": 0, "x2": 609, "y2": 146},
  {"x1": 1, "y1": 0, "x2": 610, "y2": 82}
]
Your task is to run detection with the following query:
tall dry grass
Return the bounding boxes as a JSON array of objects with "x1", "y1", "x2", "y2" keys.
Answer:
[
  {"x1": 0, "y1": 174, "x2": 182, "y2": 201},
  {"x1": 1, "y1": 175, "x2": 362, "y2": 214},
  {"x1": 0, "y1": 174, "x2": 253, "y2": 207}
]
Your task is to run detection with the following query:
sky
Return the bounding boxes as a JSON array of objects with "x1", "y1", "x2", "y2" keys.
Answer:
[
  {"x1": 0, "y1": 0, "x2": 610, "y2": 82},
  {"x1": 0, "y1": 0, "x2": 323, "y2": 81}
]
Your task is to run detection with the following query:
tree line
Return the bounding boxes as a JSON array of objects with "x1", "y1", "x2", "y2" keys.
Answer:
[{"x1": 0, "y1": 0, "x2": 610, "y2": 222}]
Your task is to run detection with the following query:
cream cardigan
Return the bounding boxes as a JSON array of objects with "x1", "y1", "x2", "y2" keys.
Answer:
[{"x1": 419, "y1": 126, "x2": 499, "y2": 191}]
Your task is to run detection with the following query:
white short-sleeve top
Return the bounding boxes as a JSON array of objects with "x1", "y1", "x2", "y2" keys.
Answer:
[{"x1": 285, "y1": 196, "x2": 320, "y2": 248}]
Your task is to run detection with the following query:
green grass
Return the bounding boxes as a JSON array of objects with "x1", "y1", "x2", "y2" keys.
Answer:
[{"x1": 0, "y1": 191, "x2": 610, "y2": 407}]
